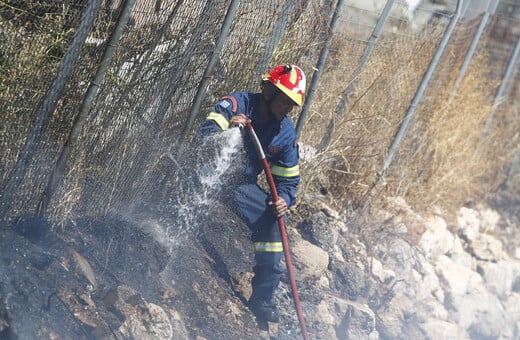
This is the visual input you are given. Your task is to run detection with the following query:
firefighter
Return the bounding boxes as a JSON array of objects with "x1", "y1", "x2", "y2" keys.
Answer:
[{"x1": 196, "y1": 65, "x2": 305, "y2": 323}]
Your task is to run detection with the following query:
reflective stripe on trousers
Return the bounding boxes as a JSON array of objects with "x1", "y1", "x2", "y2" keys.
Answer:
[{"x1": 234, "y1": 183, "x2": 283, "y2": 302}]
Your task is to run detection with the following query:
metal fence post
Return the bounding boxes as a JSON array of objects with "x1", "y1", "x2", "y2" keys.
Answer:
[
  {"x1": 0, "y1": 0, "x2": 103, "y2": 221},
  {"x1": 154, "y1": 0, "x2": 217, "y2": 128},
  {"x1": 380, "y1": 0, "x2": 464, "y2": 175},
  {"x1": 250, "y1": 0, "x2": 297, "y2": 89},
  {"x1": 180, "y1": 0, "x2": 241, "y2": 142},
  {"x1": 449, "y1": 0, "x2": 498, "y2": 101},
  {"x1": 506, "y1": 143, "x2": 520, "y2": 192},
  {"x1": 319, "y1": 0, "x2": 395, "y2": 151},
  {"x1": 38, "y1": 0, "x2": 137, "y2": 216},
  {"x1": 295, "y1": 0, "x2": 346, "y2": 139},
  {"x1": 481, "y1": 31, "x2": 520, "y2": 141}
]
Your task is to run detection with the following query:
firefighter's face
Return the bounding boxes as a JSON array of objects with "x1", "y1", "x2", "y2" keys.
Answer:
[{"x1": 269, "y1": 91, "x2": 297, "y2": 121}]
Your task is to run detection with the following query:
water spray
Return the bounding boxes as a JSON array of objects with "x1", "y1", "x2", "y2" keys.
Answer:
[
  {"x1": 244, "y1": 122, "x2": 310, "y2": 340},
  {"x1": 160, "y1": 128, "x2": 243, "y2": 252}
]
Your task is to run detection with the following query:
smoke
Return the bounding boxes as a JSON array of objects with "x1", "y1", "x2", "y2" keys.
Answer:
[{"x1": 405, "y1": 0, "x2": 421, "y2": 29}]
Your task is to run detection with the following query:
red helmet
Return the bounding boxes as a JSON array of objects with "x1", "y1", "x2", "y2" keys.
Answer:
[{"x1": 262, "y1": 65, "x2": 306, "y2": 106}]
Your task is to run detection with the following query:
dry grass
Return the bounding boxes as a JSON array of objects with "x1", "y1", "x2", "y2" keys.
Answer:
[
  {"x1": 298, "y1": 28, "x2": 519, "y2": 220},
  {"x1": 2, "y1": 2, "x2": 518, "y2": 228},
  {"x1": 297, "y1": 27, "x2": 439, "y2": 209},
  {"x1": 395, "y1": 55, "x2": 510, "y2": 214}
]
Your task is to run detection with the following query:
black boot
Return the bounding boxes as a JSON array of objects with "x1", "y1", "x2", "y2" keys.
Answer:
[{"x1": 248, "y1": 298, "x2": 279, "y2": 323}]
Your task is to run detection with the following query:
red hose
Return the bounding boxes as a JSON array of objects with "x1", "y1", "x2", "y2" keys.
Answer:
[{"x1": 245, "y1": 122, "x2": 310, "y2": 340}]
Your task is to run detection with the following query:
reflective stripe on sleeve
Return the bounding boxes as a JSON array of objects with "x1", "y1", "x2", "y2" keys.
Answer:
[
  {"x1": 254, "y1": 242, "x2": 283, "y2": 253},
  {"x1": 207, "y1": 112, "x2": 229, "y2": 130},
  {"x1": 270, "y1": 164, "x2": 299, "y2": 177}
]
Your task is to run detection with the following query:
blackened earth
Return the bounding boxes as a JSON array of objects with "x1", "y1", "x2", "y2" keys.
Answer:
[{"x1": 0, "y1": 203, "x2": 316, "y2": 339}]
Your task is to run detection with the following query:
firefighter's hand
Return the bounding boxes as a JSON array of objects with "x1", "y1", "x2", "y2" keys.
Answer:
[
  {"x1": 268, "y1": 197, "x2": 288, "y2": 217},
  {"x1": 229, "y1": 114, "x2": 251, "y2": 128}
]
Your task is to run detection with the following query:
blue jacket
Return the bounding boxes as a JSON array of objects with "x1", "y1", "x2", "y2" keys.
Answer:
[{"x1": 197, "y1": 92, "x2": 300, "y2": 207}]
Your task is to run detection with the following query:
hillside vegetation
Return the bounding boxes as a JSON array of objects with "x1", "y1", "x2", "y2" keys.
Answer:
[
  {"x1": 1, "y1": 1, "x2": 518, "y2": 227},
  {"x1": 1, "y1": 2, "x2": 519, "y2": 339},
  {"x1": 297, "y1": 30, "x2": 518, "y2": 225}
]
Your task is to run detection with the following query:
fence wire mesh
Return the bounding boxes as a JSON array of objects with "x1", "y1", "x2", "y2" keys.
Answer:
[{"x1": 1, "y1": 0, "x2": 519, "y2": 225}]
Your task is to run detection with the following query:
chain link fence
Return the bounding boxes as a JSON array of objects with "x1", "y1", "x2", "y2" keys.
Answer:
[{"x1": 1, "y1": 0, "x2": 519, "y2": 226}]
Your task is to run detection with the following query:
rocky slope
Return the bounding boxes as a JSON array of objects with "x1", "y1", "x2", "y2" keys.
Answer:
[{"x1": 1, "y1": 194, "x2": 519, "y2": 339}]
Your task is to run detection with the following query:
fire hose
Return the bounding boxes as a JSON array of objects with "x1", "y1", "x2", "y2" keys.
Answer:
[{"x1": 244, "y1": 122, "x2": 310, "y2": 340}]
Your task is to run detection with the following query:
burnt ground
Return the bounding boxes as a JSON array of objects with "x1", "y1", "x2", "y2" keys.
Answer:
[
  {"x1": 0, "y1": 201, "x2": 315, "y2": 339},
  {"x1": 3, "y1": 189, "x2": 517, "y2": 339}
]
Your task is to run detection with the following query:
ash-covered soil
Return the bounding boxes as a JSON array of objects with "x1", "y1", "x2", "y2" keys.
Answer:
[{"x1": 0, "y1": 204, "x2": 311, "y2": 339}]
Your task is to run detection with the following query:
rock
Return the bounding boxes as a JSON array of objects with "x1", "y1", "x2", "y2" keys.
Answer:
[
  {"x1": 378, "y1": 238, "x2": 416, "y2": 275},
  {"x1": 420, "y1": 319, "x2": 468, "y2": 339},
  {"x1": 312, "y1": 299, "x2": 338, "y2": 339},
  {"x1": 290, "y1": 234, "x2": 329, "y2": 280},
  {"x1": 315, "y1": 299, "x2": 335, "y2": 325},
  {"x1": 317, "y1": 294, "x2": 376, "y2": 339},
  {"x1": 447, "y1": 235, "x2": 473, "y2": 268},
  {"x1": 469, "y1": 233, "x2": 508, "y2": 261},
  {"x1": 478, "y1": 206, "x2": 501, "y2": 233},
  {"x1": 418, "y1": 215, "x2": 454, "y2": 261},
  {"x1": 341, "y1": 302, "x2": 377, "y2": 339},
  {"x1": 378, "y1": 196, "x2": 427, "y2": 245},
  {"x1": 376, "y1": 294, "x2": 414, "y2": 338},
  {"x1": 332, "y1": 244, "x2": 347, "y2": 263},
  {"x1": 457, "y1": 207, "x2": 481, "y2": 241},
  {"x1": 298, "y1": 210, "x2": 338, "y2": 251},
  {"x1": 329, "y1": 258, "x2": 366, "y2": 299},
  {"x1": 410, "y1": 261, "x2": 445, "y2": 317},
  {"x1": 119, "y1": 303, "x2": 173, "y2": 340},
  {"x1": 169, "y1": 310, "x2": 191, "y2": 340},
  {"x1": 465, "y1": 292, "x2": 508, "y2": 340},
  {"x1": 104, "y1": 285, "x2": 175, "y2": 340},
  {"x1": 478, "y1": 260, "x2": 520, "y2": 299},
  {"x1": 414, "y1": 297, "x2": 447, "y2": 322},
  {"x1": 435, "y1": 255, "x2": 479, "y2": 297},
  {"x1": 503, "y1": 293, "x2": 520, "y2": 338},
  {"x1": 369, "y1": 257, "x2": 395, "y2": 283},
  {"x1": 56, "y1": 287, "x2": 113, "y2": 338},
  {"x1": 435, "y1": 256, "x2": 508, "y2": 338},
  {"x1": 69, "y1": 249, "x2": 97, "y2": 289}
]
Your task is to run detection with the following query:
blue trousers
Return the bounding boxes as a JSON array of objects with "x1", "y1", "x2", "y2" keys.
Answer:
[{"x1": 234, "y1": 183, "x2": 283, "y2": 303}]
